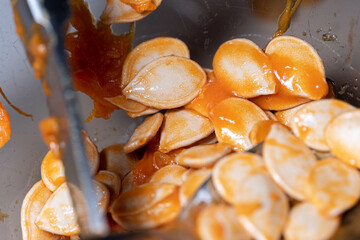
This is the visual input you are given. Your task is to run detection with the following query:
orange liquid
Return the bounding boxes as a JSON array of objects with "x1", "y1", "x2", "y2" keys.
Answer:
[
  {"x1": 186, "y1": 71, "x2": 236, "y2": 117},
  {"x1": 273, "y1": 0, "x2": 302, "y2": 38},
  {"x1": 132, "y1": 132, "x2": 183, "y2": 185},
  {"x1": 132, "y1": 148, "x2": 181, "y2": 185},
  {"x1": 66, "y1": 0, "x2": 133, "y2": 119},
  {"x1": 132, "y1": 149, "x2": 159, "y2": 185}
]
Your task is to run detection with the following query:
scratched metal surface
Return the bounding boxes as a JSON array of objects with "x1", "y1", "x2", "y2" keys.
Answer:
[{"x1": 1, "y1": 0, "x2": 360, "y2": 239}]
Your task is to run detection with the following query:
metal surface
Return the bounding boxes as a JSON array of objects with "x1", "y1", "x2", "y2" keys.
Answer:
[
  {"x1": 1, "y1": 0, "x2": 360, "y2": 239},
  {"x1": 12, "y1": 0, "x2": 108, "y2": 237}
]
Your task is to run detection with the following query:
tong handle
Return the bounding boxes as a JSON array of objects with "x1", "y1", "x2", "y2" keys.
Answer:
[{"x1": 13, "y1": 0, "x2": 109, "y2": 237}]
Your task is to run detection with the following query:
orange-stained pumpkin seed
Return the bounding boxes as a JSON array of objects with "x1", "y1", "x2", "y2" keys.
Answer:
[
  {"x1": 210, "y1": 97, "x2": 268, "y2": 151},
  {"x1": 101, "y1": 0, "x2": 161, "y2": 24},
  {"x1": 307, "y1": 158, "x2": 360, "y2": 217},
  {"x1": 274, "y1": 104, "x2": 305, "y2": 127},
  {"x1": 179, "y1": 169, "x2": 212, "y2": 206},
  {"x1": 35, "y1": 183, "x2": 80, "y2": 236},
  {"x1": 249, "y1": 120, "x2": 283, "y2": 145},
  {"x1": 120, "y1": 0, "x2": 158, "y2": 13},
  {"x1": 95, "y1": 170, "x2": 122, "y2": 204},
  {"x1": 251, "y1": 36, "x2": 327, "y2": 111},
  {"x1": 105, "y1": 95, "x2": 148, "y2": 113},
  {"x1": 324, "y1": 110, "x2": 360, "y2": 168},
  {"x1": 150, "y1": 165, "x2": 188, "y2": 185},
  {"x1": 212, "y1": 153, "x2": 264, "y2": 205},
  {"x1": 213, "y1": 38, "x2": 277, "y2": 98},
  {"x1": 125, "y1": 107, "x2": 160, "y2": 118},
  {"x1": 236, "y1": 170, "x2": 289, "y2": 240},
  {"x1": 113, "y1": 187, "x2": 181, "y2": 230},
  {"x1": 124, "y1": 113, "x2": 163, "y2": 153},
  {"x1": 82, "y1": 130, "x2": 100, "y2": 176},
  {"x1": 99, "y1": 144, "x2": 139, "y2": 179},
  {"x1": 35, "y1": 181, "x2": 109, "y2": 236},
  {"x1": 265, "y1": 36, "x2": 328, "y2": 100},
  {"x1": 21, "y1": 181, "x2": 68, "y2": 240},
  {"x1": 110, "y1": 183, "x2": 177, "y2": 216},
  {"x1": 192, "y1": 132, "x2": 218, "y2": 145},
  {"x1": 176, "y1": 143, "x2": 232, "y2": 168},
  {"x1": 263, "y1": 124, "x2": 317, "y2": 200},
  {"x1": 121, "y1": 37, "x2": 190, "y2": 88},
  {"x1": 196, "y1": 204, "x2": 251, "y2": 240},
  {"x1": 291, "y1": 99, "x2": 355, "y2": 151},
  {"x1": 93, "y1": 180, "x2": 111, "y2": 214},
  {"x1": 41, "y1": 131, "x2": 99, "y2": 191},
  {"x1": 123, "y1": 56, "x2": 206, "y2": 109},
  {"x1": 284, "y1": 202, "x2": 339, "y2": 240},
  {"x1": 121, "y1": 171, "x2": 135, "y2": 193},
  {"x1": 41, "y1": 150, "x2": 65, "y2": 192},
  {"x1": 159, "y1": 109, "x2": 214, "y2": 153}
]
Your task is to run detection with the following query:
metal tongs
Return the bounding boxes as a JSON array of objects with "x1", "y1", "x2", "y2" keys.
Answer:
[{"x1": 13, "y1": 0, "x2": 109, "y2": 238}]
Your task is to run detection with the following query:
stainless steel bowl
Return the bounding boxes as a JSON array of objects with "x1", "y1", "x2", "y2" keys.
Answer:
[{"x1": 1, "y1": 0, "x2": 360, "y2": 239}]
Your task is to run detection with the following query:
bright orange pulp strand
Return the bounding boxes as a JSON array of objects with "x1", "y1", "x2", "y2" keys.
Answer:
[
  {"x1": 39, "y1": 117, "x2": 60, "y2": 157},
  {"x1": 65, "y1": 0, "x2": 133, "y2": 120},
  {"x1": 185, "y1": 71, "x2": 237, "y2": 117},
  {"x1": 132, "y1": 132, "x2": 183, "y2": 185},
  {"x1": 0, "y1": 101, "x2": 11, "y2": 148}
]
